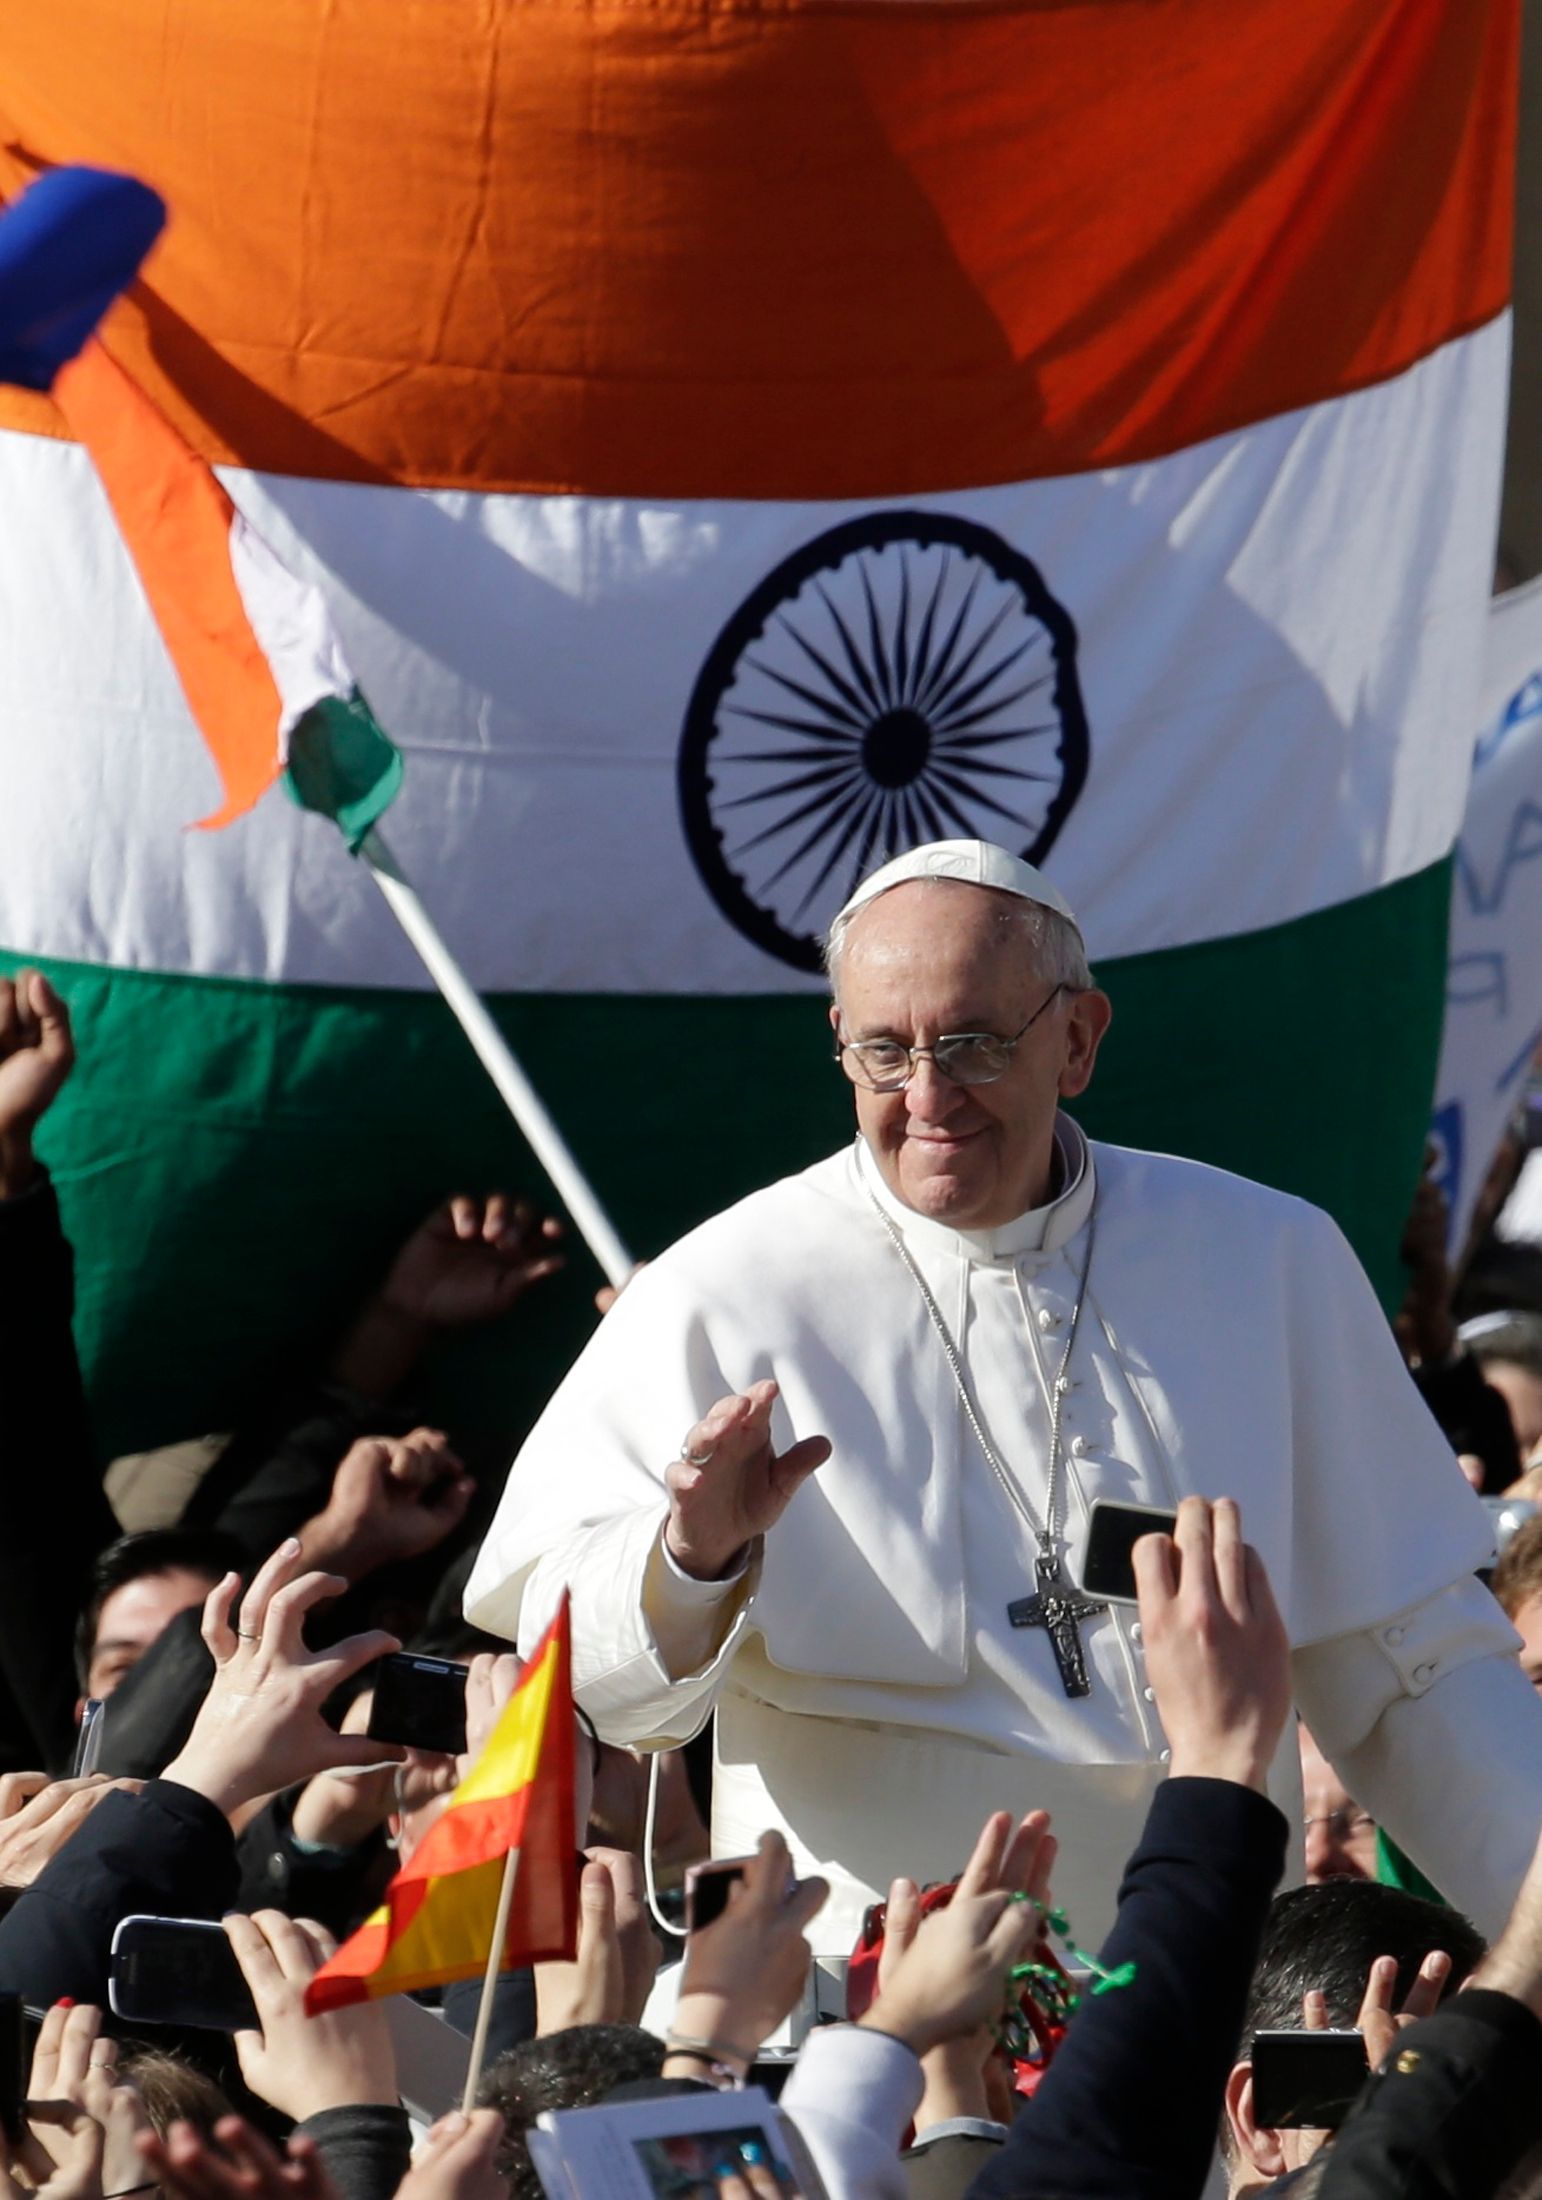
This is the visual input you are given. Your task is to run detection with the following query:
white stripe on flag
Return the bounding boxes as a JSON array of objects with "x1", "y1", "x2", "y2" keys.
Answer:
[
  {"x1": 228, "y1": 512, "x2": 357, "y2": 747},
  {"x1": 0, "y1": 316, "x2": 1506, "y2": 993}
]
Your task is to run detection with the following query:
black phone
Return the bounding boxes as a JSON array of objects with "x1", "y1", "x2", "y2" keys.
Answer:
[
  {"x1": 1250, "y1": 2030, "x2": 1369, "y2": 2129},
  {"x1": 1077, "y1": 1500, "x2": 1180, "y2": 1603},
  {"x1": 72, "y1": 1699, "x2": 104, "y2": 1780},
  {"x1": 366, "y1": 1653, "x2": 469, "y2": 1756},
  {"x1": 0, "y1": 1995, "x2": 23, "y2": 2142},
  {"x1": 108, "y1": 1915, "x2": 259, "y2": 2033},
  {"x1": 683, "y1": 1857, "x2": 752, "y2": 1933}
]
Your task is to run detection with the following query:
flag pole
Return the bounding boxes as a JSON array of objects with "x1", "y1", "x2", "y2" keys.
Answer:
[
  {"x1": 360, "y1": 827, "x2": 633, "y2": 1287},
  {"x1": 462, "y1": 1845, "x2": 523, "y2": 2114}
]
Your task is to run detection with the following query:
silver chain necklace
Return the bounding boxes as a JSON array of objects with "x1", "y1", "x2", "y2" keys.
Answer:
[
  {"x1": 860, "y1": 1154, "x2": 1098, "y2": 1567},
  {"x1": 859, "y1": 1147, "x2": 1107, "y2": 1698}
]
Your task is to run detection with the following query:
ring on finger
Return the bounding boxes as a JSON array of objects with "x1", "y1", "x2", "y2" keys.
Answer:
[
  {"x1": 235, "y1": 1628, "x2": 261, "y2": 1642},
  {"x1": 680, "y1": 1439, "x2": 714, "y2": 1467}
]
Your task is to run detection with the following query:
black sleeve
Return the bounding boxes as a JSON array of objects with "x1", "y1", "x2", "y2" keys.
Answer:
[
  {"x1": 182, "y1": 1391, "x2": 414, "y2": 1562},
  {"x1": 1316, "y1": 1989, "x2": 1542, "y2": 2200},
  {"x1": 0, "y1": 1777, "x2": 236, "y2": 2012},
  {"x1": 0, "y1": 1174, "x2": 119, "y2": 1774},
  {"x1": 235, "y1": 1796, "x2": 391, "y2": 1941},
  {"x1": 1413, "y1": 1350, "x2": 1521, "y2": 1494},
  {"x1": 293, "y1": 2105, "x2": 412, "y2": 2200},
  {"x1": 967, "y1": 1779, "x2": 1288, "y2": 2200}
]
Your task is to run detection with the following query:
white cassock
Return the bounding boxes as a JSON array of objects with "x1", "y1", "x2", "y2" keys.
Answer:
[{"x1": 466, "y1": 1116, "x2": 1542, "y2": 1948}]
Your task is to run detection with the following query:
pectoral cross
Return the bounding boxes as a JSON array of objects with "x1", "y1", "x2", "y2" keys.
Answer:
[{"x1": 1008, "y1": 1554, "x2": 1105, "y2": 1699}]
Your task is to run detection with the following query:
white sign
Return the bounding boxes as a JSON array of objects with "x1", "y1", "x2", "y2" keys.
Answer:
[{"x1": 1431, "y1": 577, "x2": 1542, "y2": 1249}]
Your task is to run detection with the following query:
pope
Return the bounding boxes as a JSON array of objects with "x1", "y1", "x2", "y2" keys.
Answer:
[{"x1": 466, "y1": 839, "x2": 1542, "y2": 1947}]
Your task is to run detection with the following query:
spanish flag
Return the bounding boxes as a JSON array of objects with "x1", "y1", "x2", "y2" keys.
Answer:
[{"x1": 305, "y1": 1597, "x2": 578, "y2": 2013}]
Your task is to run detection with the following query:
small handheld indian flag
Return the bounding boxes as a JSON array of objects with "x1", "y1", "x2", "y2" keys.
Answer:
[
  {"x1": 50, "y1": 332, "x2": 632, "y2": 1285},
  {"x1": 53, "y1": 335, "x2": 401, "y2": 841},
  {"x1": 305, "y1": 1594, "x2": 579, "y2": 2016}
]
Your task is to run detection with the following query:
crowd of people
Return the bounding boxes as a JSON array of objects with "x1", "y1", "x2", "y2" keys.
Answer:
[{"x1": 11, "y1": 836, "x2": 1542, "y2": 2200}]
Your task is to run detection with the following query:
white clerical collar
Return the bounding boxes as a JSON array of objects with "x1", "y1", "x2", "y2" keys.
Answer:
[{"x1": 856, "y1": 1114, "x2": 1097, "y2": 1264}]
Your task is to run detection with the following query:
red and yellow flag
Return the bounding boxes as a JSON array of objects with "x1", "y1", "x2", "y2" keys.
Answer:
[{"x1": 305, "y1": 1597, "x2": 578, "y2": 2013}]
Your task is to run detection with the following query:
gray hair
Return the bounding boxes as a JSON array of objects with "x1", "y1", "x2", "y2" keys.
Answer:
[{"x1": 824, "y1": 880, "x2": 1092, "y2": 996}]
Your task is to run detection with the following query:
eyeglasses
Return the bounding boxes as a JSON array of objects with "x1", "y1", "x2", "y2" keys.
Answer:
[
  {"x1": 835, "y1": 984, "x2": 1069, "y2": 1093},
  {"x1": 1303, "y1": 1810, "x2": 1376, "y2": 1842}
]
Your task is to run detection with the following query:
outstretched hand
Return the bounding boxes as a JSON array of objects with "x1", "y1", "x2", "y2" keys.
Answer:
[
  {"x1": 382, "y1": 1195, "x2": 564, "y2": 1329},
  {"x1": 665, "y1": 1381, "x2": 831, "y2": 1581},
  {"x1": 1134, "y1": 1496, "x2": 1292, "y2": 1793},
  {"x1": 1303, "y1": 1949, "x2": 1452, "y2": 2071},
  {"x1": 0, "y1": 970, "x2": 74, "y2": 1196},
  {"x1": 161, "y1": 1538, "x2": 402, "y2": 1818},
  {"x1": 27, "y1": 2004, "x2": 151, "y2": 2200},
  {"x1": 864, "y1": 1809, "x2": 1053, "y2": 2060}
]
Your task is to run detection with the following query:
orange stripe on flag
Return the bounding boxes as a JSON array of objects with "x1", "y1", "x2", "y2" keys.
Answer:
[
  {"x1": 305, "y1": 1596, "x2": 578, "y2": 2013},
  {"x1": 51, "y1": 342, "x2": 282, "y2": 827},
  {"x1": 0, "y1": 0, "x2": 1516, "y2": 501}
]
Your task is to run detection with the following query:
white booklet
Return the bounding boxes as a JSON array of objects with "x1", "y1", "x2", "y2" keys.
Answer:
[{"x1": 528, "y1": 2084, "x2": 829, "y2": 2200}]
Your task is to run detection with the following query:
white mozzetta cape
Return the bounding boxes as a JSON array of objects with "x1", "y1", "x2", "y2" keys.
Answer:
[{"x1": 468, "y1": 1131, "x2": 1542, "y2": 1944}]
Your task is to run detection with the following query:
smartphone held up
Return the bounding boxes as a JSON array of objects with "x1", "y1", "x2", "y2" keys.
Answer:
[
  {"x1": 108, "y1": 1915, "x2": 258, "y2": 2033},
  {"x1": 1077, "y1": 1501, "x2": 1179, "y2": 1603}
]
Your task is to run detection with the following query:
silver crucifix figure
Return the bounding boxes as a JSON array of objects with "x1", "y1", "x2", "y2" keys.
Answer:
[{"x1": 1007, "y1": 1553, "x2": 1105, "y2": 1698}]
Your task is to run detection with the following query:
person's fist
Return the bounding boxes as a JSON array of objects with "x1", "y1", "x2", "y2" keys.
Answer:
[
  {"x1": 664, "y1": 1381, "x2": 830, "y2": 1582},
  {"x1": 0, "y1": 970, "x2": 74, "y2": 1194},
  {"x1": 304, "y1": 1429, "x2": 476, "y2": 1580}
]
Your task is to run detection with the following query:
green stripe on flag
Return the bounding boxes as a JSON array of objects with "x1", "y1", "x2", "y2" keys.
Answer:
[
  {"x1": 4, "y1": 857, "x2": 1449, "y2": 1462},
  {"x1": 1080, "y1": 853, "x2": 1453, "y2": 1301}
]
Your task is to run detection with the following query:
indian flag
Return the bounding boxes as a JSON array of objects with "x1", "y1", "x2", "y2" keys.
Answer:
[{"x1": 0, "y1": 0, "x2": 1516, "y2": 1454}]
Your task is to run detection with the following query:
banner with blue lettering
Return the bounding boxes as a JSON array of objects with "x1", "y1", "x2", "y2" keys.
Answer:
[{"x1": 1432, "y1": 578, "x2": 1542, "y2": 1251}]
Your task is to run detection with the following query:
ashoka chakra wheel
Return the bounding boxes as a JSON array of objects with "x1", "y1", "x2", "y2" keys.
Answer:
[{"x1": 678, "y1": 509, "x2": 1090, "y2": 973}]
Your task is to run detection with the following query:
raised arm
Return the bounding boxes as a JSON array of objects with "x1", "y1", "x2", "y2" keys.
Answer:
[
  {"x1": 968, "y1": 1496, "x2": 1294, "y2": 2200},
  {"x1": 471, "y1": 1330, "x2": 829, "y2": 1748},
  {"x1": 1315, "y1": 1815, "x2": 1542, "y2": 2200},
  {"x1": 0, "y1": 1538, "x2": 400, "y2": 2007},
  {"x1": 0, "y1": 972, "x2": 118, "y2": 1772}
]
